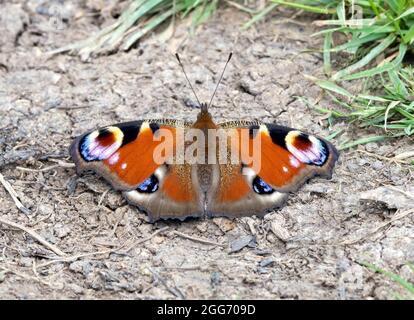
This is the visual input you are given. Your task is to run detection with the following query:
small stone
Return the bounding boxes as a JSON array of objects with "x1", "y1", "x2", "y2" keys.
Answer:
[
  {"x1": 371, "y1": 160, "x2": 384, "y2": 171},
  {"x1": 259, "y1": 257, "x2": 275, "y2": 268},
  {"x1": 196, "y1": 221, "x2": 208, "y2": 233},
  {"x1": 305, "y1": 183, "x2": 329, "y2": 194},
  {"x1": 152, "y1": 235, "x2": 165, "y2": 244},
  {"x1": 336, "y1": 258, "x2": 351, "y2": 275},
  {"x1": 229, "y1": 235, "x2": 255, "y2": 253},
  {"x1": 19, "y1": 257, "x2": 32, "y2": 267},
  {"x1": 66, "y1": 176, "x2": 77, "y2": 195},
  {"x1": 54, "y1": 223, "x2": 70, "y2": 238},
  {"x1": 364, "y1": 142, "x2": 378, "y2": 153},
  {"x1": 360, "y1": 186, "x2": 414, "y2": 210},
  {"x1": 346, "y1": 162, "x2": 359, "y2": 172},
  {"x1": 270, "y1": 221, "x2": 290, "y2": 242},
  {"x1": 253, "y1": 249, "x2": 272, "y2": 256},
  {"x1": 40, "y1": 230, "x2": 58, "y2": 244},
  {"x1": 242, "y1": 275, "x2": 259, "y2": 284},
  {"x1": 69, "y1": 261, "x2": 92, "y2": 276},
  {"x1": 68, "y1": 283, "x2": 84, "y2": 294},
  {"x1": 210, "y1": 271, "x2": 221, "y2": 286},
  {"x1": 213, "y1": 217, "x2": 236, "y2": 233},
  {"x1": 38, "y1": 204, "x2": 54, "y2": 216},
  {"x1": 257, "y1": 268, "x2": 269, "y2": 274},
  {"x1": 238, "y1": 79, "x2": 261, "y2": 96}
]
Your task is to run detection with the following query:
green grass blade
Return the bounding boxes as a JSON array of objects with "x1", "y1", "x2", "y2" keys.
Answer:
[
  {"x1": 360, "y1": 262, "x2": 414, "y2": 297},
  {"x1": 323, "y1": 32, "x2": 332, "y2": 76},
  {"x1": 367, "y1": 0, "x2": 380, "y2": 17},
  {"x1": 312, "y1": 18, "x2": 378, "y2": 27},
  {"x1": 395, "y1": 107, "x2": 414, "y2": 120},
  {"x1": 403, "y1": 24, "x2": 414, "y2": 44},
  {"x1": 340, "y1": 44, "x2": 407, "y2": 81},
  {"x1": 325, "y1": 129, "x2": 344, "y2": 141},
  {"x1": 311, "y1": 78, "x2": 354, "y2": 98},
  {"x1": 332, "y1": 34, "x2": 397, "y2": 80},
  {"x1": 397, "y1": 6, "x2": 414, "y2": 20},
  {"x1": 226, "y1": 1, "x2": 258, "y2": 14},
  {"x1": 242, "y1": 3, "x2": 279, "y2": 29},
  {"x1": 106, "y1": 0, "x2": 165, "y2": 48},
  {"x1": 271, "y1": 0, "x2": 336, "y2": 14},
  {"x1": 315, "y1": 106, "x2": 347, "y2": 117},
  {"x1": 331, "y1": 33, "x2": 385, "y2": 53},
  {"x1": 336, "y1": 1, "x2": 345, "y2": 26},
  {"x1": 388, "y1": 69, "x2": 409, "y2": 97},
  {"x1": 357, "y1": 95, "x2": 392, "y2": 102},
  {"x1": 122, "y1": 4, "x2": 182, "y2": 50},
  {"x1": 339, "y1": 135, "x2": 388, "y2": 150},
  {"x1": 195, "y1": 0, "x2": 218, "y2": 25}
]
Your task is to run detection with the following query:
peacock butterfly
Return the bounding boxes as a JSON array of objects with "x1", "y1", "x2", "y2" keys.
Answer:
[{"x1": 70, "y1": 53, "x2": 338, "y2": 222}]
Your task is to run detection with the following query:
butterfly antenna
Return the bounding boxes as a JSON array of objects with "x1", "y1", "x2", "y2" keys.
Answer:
[
  {"x1": 208, "y1": 52, "x2": 232, "y2": 109},
  {"x1": 175, "y1": 53, "x2": 202, "y2": 108}
]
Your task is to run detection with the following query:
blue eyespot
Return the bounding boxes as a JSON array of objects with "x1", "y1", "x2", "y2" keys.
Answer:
[
  {"x1": 252, "y1": 176, "x2": 274, "y2": 195},
  {"x1": 312, "y1": 140, "x2": 328, "y2": 165},
  {"x1": 137, "y1": 175, "x2": 159, "y2": 193},
  {"x1": 80, "y1": 135, "x2": 96, "y2": 161}
]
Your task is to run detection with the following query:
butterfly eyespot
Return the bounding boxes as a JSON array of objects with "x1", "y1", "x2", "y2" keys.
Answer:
[
  {"x1": 285, "y1": 131, "x2": 328, "y2": 166},
  {"x1": 136, "y1": 175, "x2": 159, "y2": 193},
  {"x1": 79, "y1": 127, "x2": 124, "y2": 162},
  {"x1": 252, "y1": 176, "x2": 274, "y2": 195}
]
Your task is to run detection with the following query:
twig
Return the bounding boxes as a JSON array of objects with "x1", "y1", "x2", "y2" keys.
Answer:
[
  {"x1": 36, "y1": 226, "x2": 170, "y2": 268},
  {"x1": 162, "y1": 265, "x2": 203, "y2": 271},
  {"x1": 0, "y1": 265, "x2": 56, "y2": 288},
  {"x1": 0, "y1": 173, "x2": 31, "y2": 215},
  {"x1": 122, "y1": 226, "x2": 170, "y2": 253},
  {"x1": 37, "y1": 248, "x2": 116, "y2": 269},
  {"x1": 339, "y1": 209, "x2": 414, "y2": 245},
  {"x1": 16, "y1": 160, "x2": 75, "y2": 172},
  {"x1": 98, "y1": 188, "x2": 111, "y2": 206},
  {"x1": 351, "y1": 149, "x2": 410, "y2": 165},
  {"x1": 0, "y1": 216, "x2": 66, "y2": 257},
  {"x1": 148, "y1": 267, "x2": 185, "y2": 299},
  {"x1": 385, "y1": 185, "x2": 414, "y2": 201},
  {"x1": 394, "y1": 150, "x2": 414, "y2": 161},
  {"x1": 172, "y1": 230, "x2": 225, "y2": 247}
]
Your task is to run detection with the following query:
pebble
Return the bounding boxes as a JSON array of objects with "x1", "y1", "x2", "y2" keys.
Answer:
[
  {"x1": 259, "y1": 257, "x2": 275, "y2": 268},
  {"x1": 213, "y1": 217, "x2": 236, "y2": 233},
  {"x1": 19, "y1": 257, "x2": 32, "y2": 267},
  {"x1": 229, "y1": 235, "x2": 255, "y2": 253},
  {"x1": 53, "y1": 223, "x2": 70, "y2": 238},
  {"x1": 270, "y1": 220, "x2": 290, "y2": 242},
  {"x1": 69, "y1": 261, "x2": 92, "y2": 276},
  {"x1": 210, "y1": 271, "x2": 221, "y2": 286}
]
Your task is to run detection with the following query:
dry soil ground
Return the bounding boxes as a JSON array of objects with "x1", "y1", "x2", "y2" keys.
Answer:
[{"x1": 0, "y1": 1, "x2": 413, "y2": 299}]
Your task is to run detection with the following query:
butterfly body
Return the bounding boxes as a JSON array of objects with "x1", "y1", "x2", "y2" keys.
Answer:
[{"x1": 70, "y1": 103, "x2": 338, "y2": 222}]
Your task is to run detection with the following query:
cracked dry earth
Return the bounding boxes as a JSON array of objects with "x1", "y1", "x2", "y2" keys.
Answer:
[{"x1": 1, "y1": 1, "x2": 414, "y2": 299}]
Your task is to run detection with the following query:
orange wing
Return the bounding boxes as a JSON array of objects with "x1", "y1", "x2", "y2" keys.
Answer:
[
  {"x1": 206, "y1": 122, "x2": 338, "y2": 218},
  {"x1": 70, "y1": 120, "x2": 204, "y2": 221},
  {"x1": 71, "y1": 120, "x2": 181, "y2": 189},
  {"x1": 231, "y1": 123, "x2": 338, "y2": 192}
]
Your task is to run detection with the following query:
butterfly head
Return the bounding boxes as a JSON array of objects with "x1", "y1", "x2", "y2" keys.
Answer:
[
  {"x1": 194, "y1": 103, "x2": 216, "y2": 129},
  {"x1": 200, "y1": 102, "x2": 208, "y2": 113}
]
